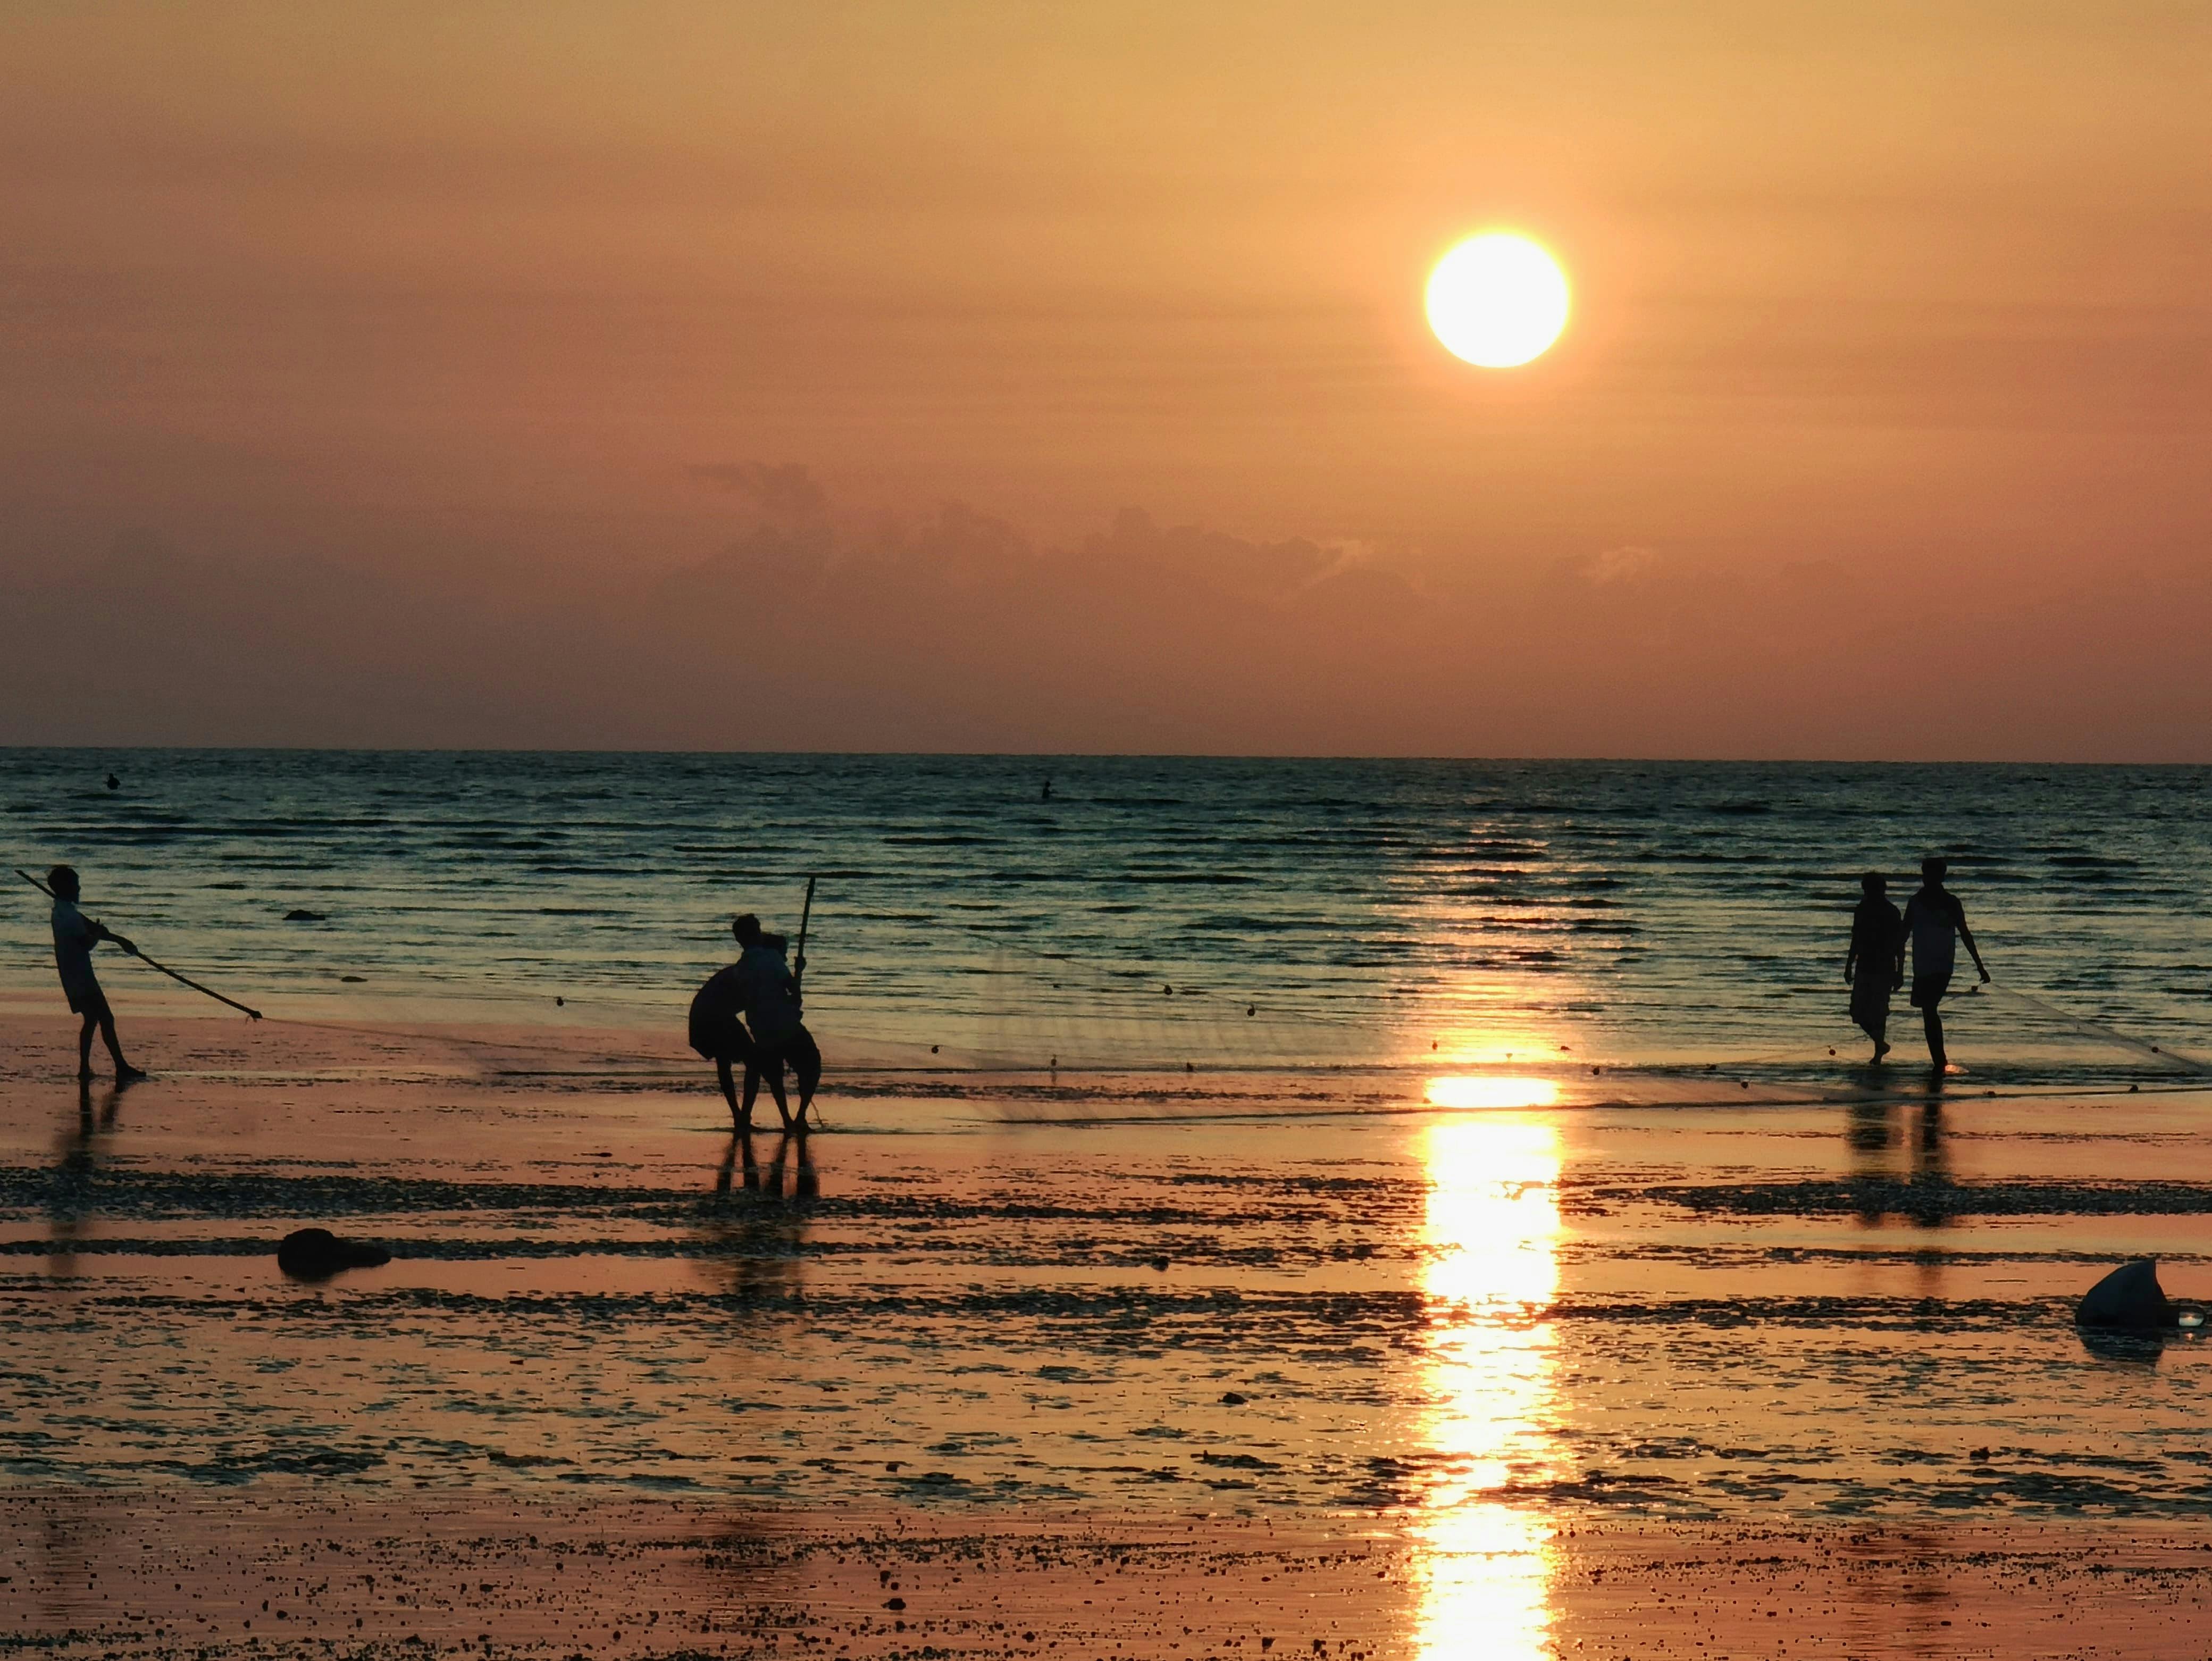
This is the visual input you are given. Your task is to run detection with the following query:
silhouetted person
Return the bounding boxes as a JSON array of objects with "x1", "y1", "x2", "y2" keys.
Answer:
[
  {"x1": 1844, "y1": 871, "x2": 1904, "y2": 1063},
  {"x1": 1041, "y1": 777, "x2": 1053, "y2": 803},
  {"x1": 733, "y1": 912, "x2": 821, "y2": 1130},
  {"x1": 1901, "y1": 856, "x2": 1990, "y2": 1071},
  {"x1": 47, "y1": 866, "x2": 145, "y2": 1082},
  {"x1": 104, "y1": 773, "x2": 119, "y2": 791},
  {"x1": 689, "y1": 921, "x2": 765, "y2": 1130}
]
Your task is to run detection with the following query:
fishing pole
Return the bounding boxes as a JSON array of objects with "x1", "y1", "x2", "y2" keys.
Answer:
[
  {"x1": 15, "y1": 868, "x2": 264, "y2": 1020},
  {"x1": 793, "y1": 874, "x2": 816, "y2": 991}
]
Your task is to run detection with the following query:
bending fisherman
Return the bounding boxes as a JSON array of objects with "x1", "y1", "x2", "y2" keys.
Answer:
[
  {"x1": 689, "y1": 919, "x2": 766, "y2": 1130},
  {"x1": 48, "y1": 866, "x2": 148, "y2": 1082}
]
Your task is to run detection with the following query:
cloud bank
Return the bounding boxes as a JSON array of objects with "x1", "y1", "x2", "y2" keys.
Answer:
[{"x1": 2, "y1": 475, "x2": 2207, "y2": 761}]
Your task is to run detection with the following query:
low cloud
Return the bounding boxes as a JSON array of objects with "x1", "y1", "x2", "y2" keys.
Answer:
[
  {"x1": 1562, "y1": 545, "x2": 1662, "y2": 587},
  {"x1": 2, "y1": 495, "x2": 2208, "y2": 759},
  {"x1": 688, "y1": 462, "x2": 827, "y2": 519}
]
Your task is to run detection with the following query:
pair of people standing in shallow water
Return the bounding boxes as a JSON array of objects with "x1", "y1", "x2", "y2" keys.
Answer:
[
  {"x1": 689, "y1": 913, "x2": 822, "y2": 1131},
  {"x1": 1845, "y1": 857, "x2": 1990, "y2": 1070}
]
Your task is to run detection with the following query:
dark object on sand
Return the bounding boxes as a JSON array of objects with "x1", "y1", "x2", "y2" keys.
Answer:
[
  {"x1": 283, "y1": 908, "x2": 326, "y2": 922},
  {"x1": 2076, "y1": 1258, "x2": 2206, "y2": 1330},
  {"x1": 1220, "y1": 1391, "x2": 1247, "y2": 1405},
  {"x1": 277, "y1": 1228, "x2": 391, "y2": 1280}
]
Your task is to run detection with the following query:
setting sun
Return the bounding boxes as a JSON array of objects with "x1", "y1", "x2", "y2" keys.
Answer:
[{"x1": 1425, "y1": 233, "x2": 1570, "y2": 368}]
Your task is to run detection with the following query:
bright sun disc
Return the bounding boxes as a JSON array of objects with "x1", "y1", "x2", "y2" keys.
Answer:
[{"x1": 1426, "y1": 233, "x2": 1570, "y2": 368}]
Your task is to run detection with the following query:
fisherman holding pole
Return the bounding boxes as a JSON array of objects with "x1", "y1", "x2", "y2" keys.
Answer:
[
  {"x1": 17, "y1": 865, "x2": 264, "y2": 1080},
  {"x1": 688, "y1": 880, "x2": 822, "y2": 1132},
  {"x1": 738, "y1": 880, "x2": 820, "y2": 1131},
  {"x1": 40, "y1": 866, "x2": 148, "y2": 1082}
]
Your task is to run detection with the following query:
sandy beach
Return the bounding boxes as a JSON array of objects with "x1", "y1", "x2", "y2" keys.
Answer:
[
  {"x1": 11, "y1": 1493, "x2": 2212, "y2": 1659},
  {"x1": 5, "y1": 1004, "x2": 2209, "y2": 1655}
]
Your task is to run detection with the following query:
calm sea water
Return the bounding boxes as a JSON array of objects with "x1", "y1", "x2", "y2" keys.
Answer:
[
  {"x1": 7, "y1": 750, "x2": 2212, "y2": 1538},
  {"x1": 4, "y1": 750, "x2": 2209, "y2": 1084}
]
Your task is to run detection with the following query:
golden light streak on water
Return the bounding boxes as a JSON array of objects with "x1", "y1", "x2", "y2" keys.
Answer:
[
  {"x1": 1423, "y1": 1076, "x2": 1563, "y2": 1111},
  {"x1": 1411, "y1": 1116, "x2": 1563, "y2": 1661}
]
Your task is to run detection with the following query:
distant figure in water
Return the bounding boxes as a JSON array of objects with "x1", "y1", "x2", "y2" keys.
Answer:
[
  {"x1": 1902, "y1": 856, "x2": 1990, "y2": 1071},
  {"x1": 733, "y1": 913, "x2": 821, "y2": 1130},
  {"x1": 104, "y1": 773, "x2": 119, "y2": 791},
  {"x1": 1843, "y1": 871, "x2": 1903, "y2": 1063},
  {"x1": 689, "y1": 924, "x2": 764, "y2": 1130},
  {"x1": 47, "y1": 866, "x2": 146, "y2": 1082},
  {"x1": 1041, "y1": 777, "x2": 1053, "y2": 803}
]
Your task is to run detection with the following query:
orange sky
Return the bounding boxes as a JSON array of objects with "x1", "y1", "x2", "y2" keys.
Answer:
[{"x1": 4, "y1": 4, "x2": 2210, "y2": 757}]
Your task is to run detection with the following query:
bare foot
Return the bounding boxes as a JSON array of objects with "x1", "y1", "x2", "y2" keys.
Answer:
[{"x1": 117, "y1": 1065, "x2": 149, "y2": 1082}]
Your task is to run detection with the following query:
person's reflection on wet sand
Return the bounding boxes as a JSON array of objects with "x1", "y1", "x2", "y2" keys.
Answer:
[
  {"x1": 51, "y1": 1079, "x2": 128, "y2": 1277},
  {"x1": 792, "y1": 1128, "x2": 819, "y2": 1201},
  {"x1": 1846, "y1": 1100, "x2": 1895, "y2": 1224},
  {"x1": 1906, "y1": 1100, "x2": 1951, "y2": 1231},
  {"x1": 713, "y1": 1130, "x2": 752, "y2": 1197},
  {"x1": 1844, "y1": 1094, "x2": 1949, "y2": 1228},
  {"x1": 1847, "y1": 1100, "x2": 1892, "y2": 1155},
  {"x1": 700, "y1": 1128, "x2": 816, "y2": 1299},
  {"x1": 1915, "y1": 1100, "x2": 1947, "y2": 1169},
  {"x1": 714, "y1": 1125, "x2": 820, "y2": 1200}
]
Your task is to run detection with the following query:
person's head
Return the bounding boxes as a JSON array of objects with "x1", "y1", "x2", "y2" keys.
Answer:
[
  {"x1": 1861, "y1": 871, "x2": 1886, "y2": 897},
  {"x1": 1921, "y1": 856, "x2": 1948, "y2": 884},
  {"x1": 733, "y1": 913, "x2": 762, "y2": 945},
  {"x1": 48, "y1": 865, "x2": 79, "y2": 901}
]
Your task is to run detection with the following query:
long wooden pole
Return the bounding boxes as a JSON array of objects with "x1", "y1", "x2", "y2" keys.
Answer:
[
  {"x1": 793, "y1": 875, "x2": 816, "y2": 991},
  {"x1": 15, "y1": 869, "x2": 264, "y2": 1020}
]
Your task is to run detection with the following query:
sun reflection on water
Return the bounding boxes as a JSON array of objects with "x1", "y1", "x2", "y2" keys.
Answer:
[
  {"x1": 1413, "y1": 1115, "x2": 1563, "y2": 1661},
  {"x1": 1424, "y1": 1076, "x2": 1562, "y2": 1111}
]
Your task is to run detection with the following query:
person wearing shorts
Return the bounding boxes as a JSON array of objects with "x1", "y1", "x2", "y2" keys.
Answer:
[
  {"x1": 1844, "y1": 871, "x2": 1904, "y2": 1063},
  {"x1": 1901, "y1": 856, "x2": 1990, "y2": 1071},
  {"x1": 48, "y1": 865, "x2": 147, "y2": 1082},
  {"x1": 689, "y1": 934, "x2": 765, "y2": 1130}
]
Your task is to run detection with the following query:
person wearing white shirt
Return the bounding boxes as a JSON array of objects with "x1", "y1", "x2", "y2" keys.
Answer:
[{"x1": 47, "y1": 865, "x2": 147, "y2": 1082}]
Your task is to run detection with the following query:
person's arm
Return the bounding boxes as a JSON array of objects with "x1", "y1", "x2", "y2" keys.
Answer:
[
  {"x1": 1844, "y1": 932, "x2": 1859, "y2": 984},
  {"x1": 1956, "y1": 900, "x2": 1989, "y2": 982},
  {"x1": 85, "y1": 915, "x2": 137, "y2": 956}
]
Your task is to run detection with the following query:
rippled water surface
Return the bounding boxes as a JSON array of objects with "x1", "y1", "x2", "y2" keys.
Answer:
[
  {"x1": 4, "y1": 750, "x2": 2210, "y2": 1084},
  {"x1": 4, "y1": 750, "x2": 2211, "y2": 1570}
]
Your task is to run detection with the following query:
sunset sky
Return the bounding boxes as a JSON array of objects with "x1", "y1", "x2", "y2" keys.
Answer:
[{"x1": 5, "y1": 3, "x2": 2209, "y2": 758}]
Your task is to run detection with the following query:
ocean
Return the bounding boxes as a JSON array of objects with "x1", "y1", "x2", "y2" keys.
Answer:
[
  {"x1": 4, "y1": 750, "x2": 2209, "y2": 1087},
  {"x1": 4, "y1": 749, "x2": 2212, "y2": 1551}
]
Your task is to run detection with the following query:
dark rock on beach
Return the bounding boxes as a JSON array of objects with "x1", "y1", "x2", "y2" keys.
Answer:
[
  {"x1": 276, "y1": 1228, "x2": 392, "y2": 1280},
  {"x1": 283, "y1": 908, "x2": 327, "y2": 922},
  {"x1": 2076, "y1": 1258, "x2": 2179, "y2": 1329}
]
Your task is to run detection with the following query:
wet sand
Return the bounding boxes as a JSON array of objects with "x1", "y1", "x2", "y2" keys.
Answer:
[
  {"x1": 10, "y1": 1495, "x2": 2212, "y2": 1658},
  {"x1": 5, "y1": 1009, "x2": 2210, "y2": 1654}
]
